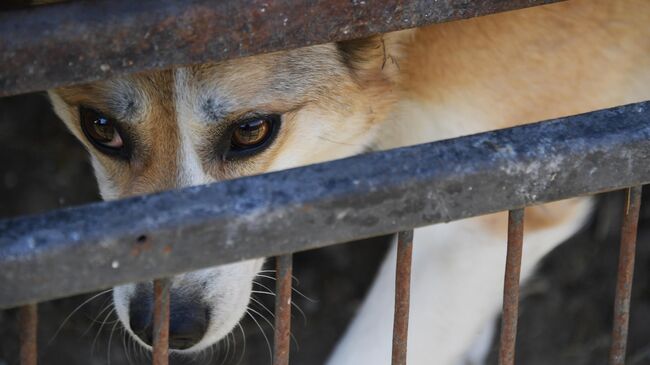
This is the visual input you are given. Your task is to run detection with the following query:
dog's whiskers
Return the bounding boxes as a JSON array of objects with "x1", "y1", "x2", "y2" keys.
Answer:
[
  {"x1": 207, "y1": 342, "x2": 216, "y2": 365},
  {"x1": 47, "y1": 288, "x2": 113, "y2": 346},
  {"x1": 257, "y1": 270, "x2": 302, "y2": 285},
  {"x1": 81, "y1": 300, "x2": 114, "y2": 337},
  {"x1": 248, "y1": 304, "x2": 301, "y2": 352},
  {"x1": 252, "y1": 279, "x2": 275, "y2": 295},
  {"x1": 214, "y1": 337, "x2": 224, "y2": 365},
  {"x1": 203, "y1": 345, "x2": 209, "y2": 364},
  {"x1": 236, "y1": 322, "x2": 247, "y2": 365},
  {"x1": 254, "y1": 274, "x2": 316, "y2": 303},
  {"x1": 121, "y1": 327, "x2": 135, "y2": 365},
  {"x1": 251, "y1": 287, "x2": 308, "y2": 324},
  {"x1": 223, "y1": 331, "x2": 231, "y2": 365},
  {"x1": 107, "y1": 319, "x2": 120, "y2": 365},
  {"x1": 245, "y1": 309, "x2": 272, "y2": 364},
  {"x1": 230, "y1": 332, "x2": 238, "y2": 364},
  {"x1": 127, "y1": 330, "x2": 142, "y2": 365},
  {"x1": 250, "y1": 296, "x2": 275, "y2": 320},
  {"x1": 247, "y1": 306, "x2": 275, "y2": 332},
  {"x1": 92, "y1": 307, "x2": 116, "y2": 355}
]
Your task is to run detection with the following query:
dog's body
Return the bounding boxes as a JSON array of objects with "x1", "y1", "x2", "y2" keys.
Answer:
[
  {"x1": 48, "y1": 0, "x2": 650, "y2": 363},
  {"x1": 331, "y1": 2, "x2": 650, "y2": 363}
]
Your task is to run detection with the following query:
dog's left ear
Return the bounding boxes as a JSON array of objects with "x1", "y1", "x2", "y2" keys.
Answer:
[{"x1": 337, "y1": 29, "x2": 414, "y2": 85}]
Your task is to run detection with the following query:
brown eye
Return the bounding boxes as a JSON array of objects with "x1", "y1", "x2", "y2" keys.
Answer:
[
  {"x1": 79, "y1": 107, "x2": 125, "y2": 156},
  {"x1": 228, "y1": 115, "x2": 280, "y2": 156}
]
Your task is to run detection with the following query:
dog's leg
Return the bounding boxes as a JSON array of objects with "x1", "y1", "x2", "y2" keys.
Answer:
[{"x1": 328, "y1": 198, "x2": 592, "y2": 365}]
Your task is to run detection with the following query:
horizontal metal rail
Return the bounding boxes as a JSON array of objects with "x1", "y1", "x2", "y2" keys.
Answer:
[
  {"x1": 0, "y1": 101, "x2": 649, "y2": 309},
  {"x1": 0, "y1": 0, "x2": 563, "y2": 97}
]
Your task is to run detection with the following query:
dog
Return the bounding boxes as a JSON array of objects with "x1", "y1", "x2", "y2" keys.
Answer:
[{"x1": 48, "y1": 0, "x2": 650, "y2": 363}]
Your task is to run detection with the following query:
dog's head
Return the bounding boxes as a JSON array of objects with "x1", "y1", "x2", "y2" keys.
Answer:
[{"x1": 48, "y1": 34, "x2": 408, "y2": 353}]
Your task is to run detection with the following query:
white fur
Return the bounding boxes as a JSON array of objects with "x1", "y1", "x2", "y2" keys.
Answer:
[
  {"x1": 113, "y1": 259, "x2": 264, "y2": 353},
  {"x1": 328, "y1": 199, "x2": 592, "y2": 364},
  {"x1": 174, "y1": 68, "x2": 215, "y2": 187}
]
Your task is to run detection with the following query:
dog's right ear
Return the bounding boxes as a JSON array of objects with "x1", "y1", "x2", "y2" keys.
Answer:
[
  {"x1": 334, "y1": 30, "x2": 414, "y2": 128},
  {"x1": 336, "y1": 29, "x2": 414, "y2": 85}
]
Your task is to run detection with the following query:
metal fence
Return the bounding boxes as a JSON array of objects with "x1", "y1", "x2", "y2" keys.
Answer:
[{"x1": 1, "y1": 1, "x2": 649, "y2": 365}]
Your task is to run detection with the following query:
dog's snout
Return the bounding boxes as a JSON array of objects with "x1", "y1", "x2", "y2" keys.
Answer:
[{"x1": 128, "y1": 290, "x2": 210, "y2": 350}]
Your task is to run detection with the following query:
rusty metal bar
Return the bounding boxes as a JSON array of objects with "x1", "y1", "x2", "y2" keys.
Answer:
[
  {"x1": 19, "y1": 304, "x2": 37, "y2": 365},
  {"x1": 0, "y1": 0, "x2": 564, "y2": 97},
  {"x1": 273, "y1": 254, "x2": 293, "y2": 365},
  {"x1": 1, "y1": 101, "x2": 649, "y2": 309},
  {"x1": 609, "y1": 186, "x2": 643, "y2": 365},
  {"x1": 152, "y1": 278, "x2": 171, "y2": 365},
  {"x1": 391, "y1": 230, "x2": 414, "y2": 365},
  {"x1": 498, "y1": 209, "x2": 525, "y2": 365}
]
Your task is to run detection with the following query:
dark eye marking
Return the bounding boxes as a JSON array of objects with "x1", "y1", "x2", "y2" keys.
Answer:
[{"x1": 201, "y1": 97, "x2": 231, "y2": 122}]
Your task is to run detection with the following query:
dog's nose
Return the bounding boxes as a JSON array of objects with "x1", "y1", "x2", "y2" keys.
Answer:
[
  {"x1": 129, "y1": 293, "x2": 154, "y2": 345},
  {"x1": 129, "y1": 293, "x2": 210, "y2": 350},
  {"x1": 168, "y1": 303, "x2": 210, "y2": 349}
]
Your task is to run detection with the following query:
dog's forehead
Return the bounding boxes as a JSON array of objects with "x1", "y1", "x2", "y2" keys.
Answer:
[
  {"x1": 174, "y1": 44, "x2": 347, "y2": 125},
  {"x1": 57, "y1": 43, "x2": 346, "y2": 126}
]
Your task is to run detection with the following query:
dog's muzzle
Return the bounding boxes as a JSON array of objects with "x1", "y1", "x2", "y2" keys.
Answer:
[{"x1": 128, "y1": 289, "x2": 210, "y2": 350}]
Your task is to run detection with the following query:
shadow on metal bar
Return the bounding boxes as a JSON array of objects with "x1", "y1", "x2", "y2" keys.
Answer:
[
  {"x1": 392, "y1": 230, "x2": 414, "y2": 365},
  {"x1": 609, "y1": 186, "x2": 643, "y2": 365},
  {"x1": 498, "y1": 209, "x2": 525, "y2": 365},
  {"x1": 0, "y1": 0, "x2": 563, "y2": 97},
  {"x1": 1, "y1": 101, "x2": 649, "y2": 310}
]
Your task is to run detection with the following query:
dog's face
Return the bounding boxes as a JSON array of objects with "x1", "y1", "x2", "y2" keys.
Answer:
[{"x1": 48, "y1": 37, "x2": 404, "y2": 353}]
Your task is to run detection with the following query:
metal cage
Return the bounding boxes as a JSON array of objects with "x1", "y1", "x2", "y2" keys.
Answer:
[{"x1": 1, "y1": 1, "x2": 648, "y2": 365}]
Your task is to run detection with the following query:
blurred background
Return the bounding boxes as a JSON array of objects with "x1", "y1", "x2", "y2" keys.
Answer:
[{"x1": 1, "y1": 91, "x2": 649, "y2": 365}]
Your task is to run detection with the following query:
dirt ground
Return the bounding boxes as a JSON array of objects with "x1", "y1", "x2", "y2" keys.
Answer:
[{"x1": 1, "y1": 93, "x2": 648, "y2": 364}]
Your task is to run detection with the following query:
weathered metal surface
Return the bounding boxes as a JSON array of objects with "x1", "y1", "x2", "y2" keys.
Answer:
[
  {"x1": 0, "y1": 101, "x2": 649, "y2": 308},
  {"x1": 0, "y1": 0, "x2": 564, "y2": 97},
  {"x1": 498, "y1": 209, "x2": 524, "y2": 365},
  {"x1": 273, "y1": 254, "x2": 293, "y2": 365},
  {"x1": 152, "y1": 278, "x2": 171, "y2": 365},
  {"x1": 391, "y1": 230, "x2": 413, "y2": 365},
  {"x1": 19, "y1": 304, "x2": 37, "y2": 365},
  {"x1": 609, "y1": 186, "x2": 642, "y2": 365}
]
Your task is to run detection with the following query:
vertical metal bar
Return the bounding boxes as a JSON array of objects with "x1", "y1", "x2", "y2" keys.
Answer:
[
  {"x1": 498, "y1": 209, "x2": 525, "y2": 365},
  {"x1": 273, "y1": 254, "x2": 293, "y2": 365},
  {"x1": 152, "y1": 278, "x2": 171, "y2": 365},
  {"x1": 392, "y1": 230, "x2": 414, "y2": 365},
  {"x1": 609, "y1": 186, "x2": 643, "y2": 365},
  {"x1": 19, "y1": 304, "x2": 37, "y2": 365}
]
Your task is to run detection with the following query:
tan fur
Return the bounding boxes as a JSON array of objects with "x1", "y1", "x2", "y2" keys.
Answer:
[
  {"x1": 52, "y1": 43, "x2": 399, "y2": 198},
  {"x1": 400, "y1": 0, "x2": 650, "y2": 129},
  {"x1": 54, "y1": 71, "x2": 183, "y2": 197},
  {"x1": 379, "y1": 0, "x2": 650, "y2": 233},
  {"x1": 476, "y1": 199, "x2": 589, "y2": 236}
]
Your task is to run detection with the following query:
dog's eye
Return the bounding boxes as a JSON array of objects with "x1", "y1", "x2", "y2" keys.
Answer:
[
  {"x1": 228, "y1": 114, "x2": 281, "y2": 157},
  {"x1": 79, "y1": 107, "x2": 125, "y2": 156}
]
